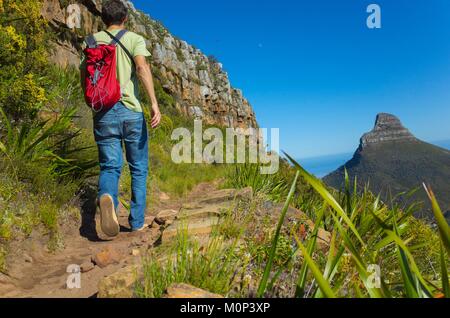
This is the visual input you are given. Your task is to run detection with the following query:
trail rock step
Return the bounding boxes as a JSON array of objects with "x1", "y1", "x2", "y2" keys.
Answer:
[{"x1": 164, "y1": 283, "x2": 223, "y2": 298}]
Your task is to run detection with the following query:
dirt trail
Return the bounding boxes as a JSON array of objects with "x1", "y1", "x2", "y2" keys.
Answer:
[{"x1": 0, "y1": 183, "x2": 219, "y2": 298}]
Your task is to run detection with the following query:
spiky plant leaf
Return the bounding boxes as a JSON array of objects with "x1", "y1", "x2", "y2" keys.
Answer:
[
  {"x1": 256, "y1": 171, "x2": 299, "y2": 297},
  {"x1": 284, "y1": 152, "x2": 364, "y2": 245}
]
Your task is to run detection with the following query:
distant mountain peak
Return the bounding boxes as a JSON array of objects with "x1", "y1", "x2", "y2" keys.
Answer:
[
  {"x1": 324, "y1": 113, "x2": 450, "y2": 221},
  {"x1": 360, "y1": 113, "x2": 416, "y2": 148}
]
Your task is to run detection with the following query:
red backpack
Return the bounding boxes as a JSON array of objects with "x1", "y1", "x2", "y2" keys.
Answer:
[{"x1": 83, "y1": 30, "x2": 134, "y2": 112}]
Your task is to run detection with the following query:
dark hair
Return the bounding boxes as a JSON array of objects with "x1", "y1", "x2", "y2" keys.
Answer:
[{"x1": 102, "y1": 0, "x2": 128, "y2": 26}]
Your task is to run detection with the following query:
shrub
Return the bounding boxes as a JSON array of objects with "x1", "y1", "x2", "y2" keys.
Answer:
[
  {"x1": 0, "y1": 0, "x2": 49, "y2": 121},
  {"x1": 224, "y1": 163, "x2": 289, "y2": 202},
  {"x1": 175, "y1": 47, "x2": 185, "y2": 62},
  {"x1": 0, "y1": 158, "x2": 78, "y2": 258}
]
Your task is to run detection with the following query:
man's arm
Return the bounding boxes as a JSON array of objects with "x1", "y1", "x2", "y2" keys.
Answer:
[{"x1": 135, "y1": 55, "x2": 161, "y2": 128}]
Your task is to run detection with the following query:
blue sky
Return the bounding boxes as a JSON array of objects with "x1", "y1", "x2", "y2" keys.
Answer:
[{"x1": 133, "y1": 0, "x2": 450, "y2": 158}]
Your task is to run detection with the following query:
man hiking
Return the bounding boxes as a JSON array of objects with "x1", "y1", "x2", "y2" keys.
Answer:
[{"x1": 80, "y1": 0, "x2": 160, "y2": 237}]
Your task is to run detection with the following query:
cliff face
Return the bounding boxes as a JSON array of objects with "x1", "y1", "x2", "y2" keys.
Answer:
[
  {"x1": 41, "y1": 0, "x2": 257, "y2": 129},
  {"x1": 360, "y1": 113, "x2": 416, "y2": 148}
]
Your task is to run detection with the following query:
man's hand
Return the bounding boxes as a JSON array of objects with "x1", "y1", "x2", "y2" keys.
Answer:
[
  {"x1": 151, "y1": 103, "x2": 161, "y2": 128},
  {"x1": 135, "y1": 55, "x2": 161, "y2": 128}
]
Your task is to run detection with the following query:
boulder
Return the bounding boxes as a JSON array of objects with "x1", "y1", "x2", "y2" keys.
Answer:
[
  {"x1": 97, "y1": 266, "x2": 139, "y2": 298},
  {"x1": 145, "y1": 215, "x2": 156, "y2": 225},
  {"x1": 161, "y1": 217, "x2": 220, "y2": 243},
  {"x1": 80, "y1": 261, "x2": 95, "y2": 273},
  {"x1": 91, "y1": 246, "x2": 121, "y2": 268},
  {"x1": 316, "y1": 228, "x2": 332, "y2": 250},
  {"x1": 164, "y1": 283, "x2": 223, "y2": 298},
  {"x1": 131, "y1": 249, "x2": 140, "y2": 257},
  {"x1": 159, "y1": 192, "x2": 171, "y2": 201},
  {"x1": 196, "y1": 188, "x2": 253, "y2": 205},
  {"x1": 155, "y1": 209, "x2": 179, "y2": 225},
  {"x1": 178, "y1": 202, "x2": 232, "y2": 220}
]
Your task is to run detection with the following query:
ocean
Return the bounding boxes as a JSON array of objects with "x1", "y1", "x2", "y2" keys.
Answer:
[{"x1": 296, "y1": 152, "x2": 353, "y2": 179}]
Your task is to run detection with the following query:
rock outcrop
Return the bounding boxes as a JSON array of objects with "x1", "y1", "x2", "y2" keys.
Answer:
[
  {"x1": 97, "y1": 265, "x2": 140, "y2": 298},
  {"x1": 360, "y1": 113, "x2": 416, "y2": 148},
  {"x1": 160, "y1": 188, "x2": 253, "y2": 243},
  {"x1": 41, "y1": 0, "x2": 257, "y2": 129}
]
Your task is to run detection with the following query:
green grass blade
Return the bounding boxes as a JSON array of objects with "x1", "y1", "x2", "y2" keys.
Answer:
[
  {"x1": 385, "y1": 230, "x2": 433, "y2": 297},
  {"x1": 0, "y1": 141, "x2": 7, "y2": 155},
  {"x1": 256, "y1": 171, "x2": 300, "y2": 297},
  {"x1": 396, "y1": 239, "x2": 419, "y2": 298},
  {"x1": 391, "y1": 217, "x2": 420, "y2": 298},
  {"x1": 0, "y1": 107, "x2": 13, "y2": 145},
  {"x1": 353, "y1": 281, "x2": 364, "y2": 298},
  {"x1": 329, "y1": 212, "x2": 386, "y2": 298},
  {"x1": 314, "y1": 231, "x2": 345, "y2": 298},
  {"x1": 440, "y1": 243, "x2": 449, "y2": 298},
  {"x1": 295, "y1": 206, "x2": 325, "y2": 297},
  {"x1": 423, "y1": 184, "x2": 450, "y2": 255},
  {"x1": 294, "y1": 233, "x2": 336, "y2": 298},
  {"x1": 268, "y1": 247, "x2": 300, "y2": 292},
  {"x1": 284, "y1": 152, "x2": 364, "y2": 245}
]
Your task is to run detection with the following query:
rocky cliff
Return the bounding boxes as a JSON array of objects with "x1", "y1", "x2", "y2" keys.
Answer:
[
  {"x1": 41, "y1": 0, "x2": 257, "y2": 129},
  {"x1": 360, "y1": 113, "x2": 416, "y2": 148},
  {"x1": 324, "y1": 113, "x2": 450, "y2": 221}
]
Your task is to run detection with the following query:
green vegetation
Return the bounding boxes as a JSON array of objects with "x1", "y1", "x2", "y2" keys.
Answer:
[
  {"x1": 136, "y1": 232, "x2": 245, "y2": 298},
  {"x1": 224, "y1": 163, "x2": 289, "y2": 202},
  {"x1": 208, "y1": 55, "x2": 219, "y2": 65},
  {"x1": 137, "y1": 156, "x2": 448, "y2": 298},
  {"x1": 195, "y1": 56, "x2": 208, "y2": 73},
  {"x1": 0, "y1": 1, "x2": 94, "y2": 264},
  {"x1": 175, "y1": 47, "x2": 185, "y2": 62},
  {"x1": 144, "y1": 109, "x2": 228, "y2": 198},
  {"x1": 0, "y1": 62, "x2": 98, "y2": 261},
  {"x1": 254, "y1": 154, "x2": 449, "y2": 298},
  {"x1": 196, "y1": 64, "x2": 208, "y2": 72},
  {"x1": 0, "y1": 0, "x2": 49, "y2": 122},
  {"x1": 257, "y1": 171, "x2": 299, "y2": 296}
]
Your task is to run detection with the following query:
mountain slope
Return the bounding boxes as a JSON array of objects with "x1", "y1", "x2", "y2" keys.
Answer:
[
  {"x1": 41, "y1": 0, "x2": 257, "y2": 129},
  {"x1": 324, "y1": 113, "x2": 450, "y2": 220}
]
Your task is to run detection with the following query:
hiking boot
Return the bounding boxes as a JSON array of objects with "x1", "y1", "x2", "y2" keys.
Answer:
[{"x1": 99, "y1": 194, "x2": 120, "y2": 237}]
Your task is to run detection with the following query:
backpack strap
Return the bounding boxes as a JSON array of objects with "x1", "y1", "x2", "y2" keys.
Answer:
[
  {"x1": 104, "y1": 30, "x2": 136, "y2": 68},
  {"x1": 104, "y1": 30, "x2": 137, "y2": 97},
  {"x1": 85, "y1": 35, "x2": 97, "y2": 48},
  {"x1": 108, "y1": 29, "x2": 128, "y2": 45}
]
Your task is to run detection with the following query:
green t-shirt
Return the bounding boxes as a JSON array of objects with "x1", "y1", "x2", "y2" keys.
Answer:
[{"x1": 80, "y1": 29, "x2": 151, "y2": 113}]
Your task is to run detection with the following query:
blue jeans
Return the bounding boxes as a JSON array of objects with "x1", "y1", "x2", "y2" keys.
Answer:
[{"x1": 93, "y1": 102, "x2": 148, "y2": 231}]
